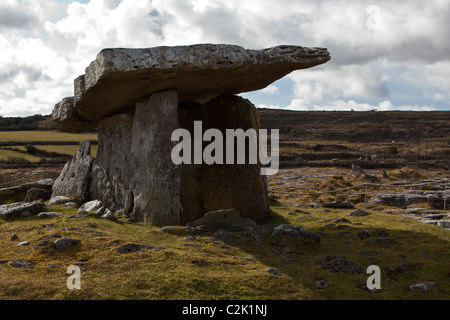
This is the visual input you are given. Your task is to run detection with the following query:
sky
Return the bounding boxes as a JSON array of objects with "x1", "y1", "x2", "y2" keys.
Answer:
[{"x1": 0, "y1": 0, "x2": 449, "y2": 117}]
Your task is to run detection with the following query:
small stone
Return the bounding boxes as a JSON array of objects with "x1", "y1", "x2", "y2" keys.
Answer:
[
  {"x1": 271, "y1": 224, "x2": 321, "y2": 244},
  {"x1": 316, "y1": 256, "x2": 364, "y2": 274},
  {"x1": 10, "y1": 233, "x2": 18, "y2": 241},
  {"x1": 54, "y1": 238, "x2": 81, "y2": 251},
  {"x1": 266, "y1": 268, "x2": 282, "y2": 276},
  {"x1": 49, "y1": 196, "x2": 75, "y2": 206},
  {"x1": 48, "y1": 263, "x2": 62, "y2": 268},
  {"x1": 357, "y1": 230, "x2": 372, "y2": 240},
  {"x1": 17, "y1": 241, "x2": 30, "y2": 246},
  {"x1": 348, "y1": 209, "x2": 370, "y2": 217},
  {"x1": 11, "y1": 260, "x2": 35, "y2": 268},
  {"x1": 101, "y1": 209, "x2": 117, "y2": 221},
  {"x1": 315, "y1": 279, "x2": 329, "y2": 289},
  {"x1": 65, "y1": 202, "x2": 78, "y2": 208},
  {"x1": 409, "y1": 281, "x2": 436, "y2": 292},
  {"x1": 78, "y1": 200, "x2": 104, "y2": 215},
  {"x1": 37, "y1": 212, "x2": 64, "y2": 219},
  {"x1": 387, "y1": 263, "x2": 422, "y2": 279},
  {"x1": 322, "y1": 201, "x2": 355, "y2": 209}
]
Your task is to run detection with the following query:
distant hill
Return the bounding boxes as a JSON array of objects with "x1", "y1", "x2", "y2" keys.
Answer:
[
  {"x1": 0, "y1": 114, "x2": 57, "y2": 131},
  {"x1": 257, "y1": 109, "x2": 450, "y2": 143}
]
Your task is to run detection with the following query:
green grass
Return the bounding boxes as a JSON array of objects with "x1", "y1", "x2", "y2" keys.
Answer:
[
  {"x1": 0, "y1": 149, "x2": 42, "y2": 163},
  {"x1": 0, "y1": 131, "x2": 97, "y2": 143},
  {"x1": 0, "y1": 202, "x2": 448, "y2": 300},
  {"x1": 26, "y1": 145, "x2": 98, "y2": 158}
]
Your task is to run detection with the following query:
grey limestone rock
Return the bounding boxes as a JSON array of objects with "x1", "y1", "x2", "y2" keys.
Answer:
[
  {"x1": 316, "y1": 255, "x2": 364, "y2": 274},
  {"x1": 409, "y1": 281, "x2": 436, "y2": 292},
  {"x1": 49, "y1": 195, "x2": 75, "y2": 205},
  {"x1": 11, "y1": 260, "x2": 35, "y2": 268},
  {"x1": 271, "y1": 224, "x2": 321, "y2": 245},
  {"x1": 186, "y1": 209, "x2": 256, "y2": 233},
  {"x1": 0, "y1": 202, "x2": 45, "y2": 220},
  {"x1": 51, "y1": 141, "x2": 94, "y2": 203},
  {"x1": 54, "y1": 238, "x2": 81, "y2": 251},
  {"x1": 55, "y1": 44, "x2": 330, "y2": 126}
]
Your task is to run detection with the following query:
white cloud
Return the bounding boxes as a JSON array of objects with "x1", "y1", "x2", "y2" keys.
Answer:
[
  {"x1": 261, "y1": 85, "x2": 280, "y2": 95},
  {"x1": 286, "y1": 99, "x2": 436, "y2": 112},
  {"x1": 0, "y1": 0, "x2": 449, "y2": 117}
]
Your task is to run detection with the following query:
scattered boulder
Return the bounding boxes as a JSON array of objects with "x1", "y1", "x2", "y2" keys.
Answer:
[
  {"x1": 266, "y1": 268, "x2": 282, "y2": 276},
  {"x1": 24, "y1": 188, "x2": 52, "y2": 202},
  {"x1": 54, "y1": 238, "x2": 81, "y2": 251},
  {"x1": 409, "y1": 281, "x2": 436, "y2": 292},
  {"x1": 37, "y1": 212, "x2": 64, "y2": 219},
  {"x1": 0, "y1": 202, "x2": 45, "y2": 220},
  {"x1": 101, "y1": 209, "x2": 117, "y2": 221},
  {"x1": 11, "y1": 260, "x2": 35, "y2": 268},
  {"x1": 186, "y1": 209, "x2": 257, "y2": 233},
  {"x1": 374, "y1": 190, "x2": 448, "y2": 209},
  {"x1": 0, "y1": 178, "x2": 53, "y2": 205},
  {"x1": 357, "y1": 230, "x2": 372, "y2": 240},
  {"x1": 10, "y1": 233, "x2": 18, "y2": 241},
  {"x1": 322, "y1": 201, "x2": 355, "y2": 209},
  {"x1": 65, "y1": 202, "x2": 78, "y2": 208},
  {"x1": 78, "y1": 200, "x2": 104, "y2": 215},
  {"x1": 49, "y1": 196, "x2": 75, "y2": 206},
  {"x1": 386, "y1": 263, "x2": 422, "y2": 279},
  {"x1": 270, "y1": 224, "x2": 321, "y2": 245},
  {"x1": 334, "y1": 218, "x2": 351, "y2": 224},
  {"x1": 17, "y1": 241, "x2": 30, "y2": 246},
  {"x1": 316, "y1": 255, "x2": 364, "y2": 274},
  {"x1": 315, "y1": 278, "x2": 329, "y2": 289},
  {"x1": 349, "y1": 209, "x2": 370, "y2": 217}
]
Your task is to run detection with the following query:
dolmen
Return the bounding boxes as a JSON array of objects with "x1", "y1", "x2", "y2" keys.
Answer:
[{"x1": 51, "y1": 44, "x2": 330, "y2": 226}]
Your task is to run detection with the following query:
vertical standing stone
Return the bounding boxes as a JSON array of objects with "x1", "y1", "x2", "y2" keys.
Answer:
[
  {"x1": 200, "y1": 95, "x2": 270, "y2": 222},
  {"x1": 89, "y1": 113, "x2": 134, "y2": 214},
  {"x1": 51, "y1": 141, "x2": 94, "y2": 202},
  {"x1": 177, "y1": 102, "x2": 206, "y2": 225},
  {"x1": 130, "y1": 91, "x2": 181, "y2": 226}
]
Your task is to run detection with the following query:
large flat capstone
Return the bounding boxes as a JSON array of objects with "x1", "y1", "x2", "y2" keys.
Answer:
[{"x1": 53, "y1": 44, "x2": 330, "y2": 131}]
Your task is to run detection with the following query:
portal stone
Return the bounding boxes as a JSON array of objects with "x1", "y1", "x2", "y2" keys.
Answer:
[{"x1": 130, "y1": 91, "x2": 181, "y2": 226}]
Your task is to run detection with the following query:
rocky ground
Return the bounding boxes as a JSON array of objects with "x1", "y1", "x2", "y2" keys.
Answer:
[{"x1": 0, "y1": 165, "x2": 449, "y2": 300}]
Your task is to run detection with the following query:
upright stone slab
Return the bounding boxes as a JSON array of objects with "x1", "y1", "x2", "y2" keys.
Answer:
[
  {"x1": 89, "y1": 113, "x2": 134, "y2": 214},
  {"x1": 51, "y1": 141, "x2": 94, "y2": 202},
  {"x1": 200, "y1": 95, "x2": 270, "y2": 222},
  {"x1": 130, "y1": 91, "x2": 181, "y2": 226},
  {"x1": 178, "y1": 102, "x2": 206, "y2": 225}
]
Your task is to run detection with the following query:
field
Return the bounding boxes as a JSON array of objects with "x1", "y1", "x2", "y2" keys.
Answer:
[
  {"x1": 0, "y1": 131, "x2": 98, "y2": 170},
  {"x1": 0, "y1": 111, "x2": 449, "y2": 300}
]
